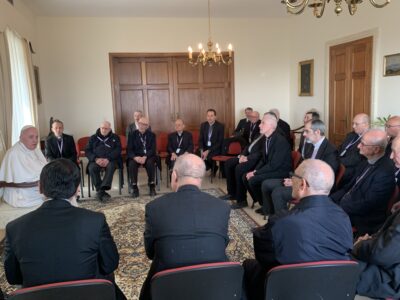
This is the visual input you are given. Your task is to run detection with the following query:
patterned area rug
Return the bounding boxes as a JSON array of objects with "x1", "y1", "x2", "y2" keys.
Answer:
[{"x1": 0, "y1": 188, "x2": 256, "y2": 300}]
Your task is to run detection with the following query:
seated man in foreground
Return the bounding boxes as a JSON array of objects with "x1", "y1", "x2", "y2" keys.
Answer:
[
  {"x1": 4, "y1": 159, "x2": 126, "y2": 299},
  {"x1": 243, "y1": 159, "x2": 353, "y2": 300},
  {"x1": 140, "y1": 154, "x2": 231, "y2": 300},
  {"x1": 352, "y1": 136, "x2": 400, "y2": 299},
  {"x1": 0, "y1": 125, "x2": 46, "y2": 207}
]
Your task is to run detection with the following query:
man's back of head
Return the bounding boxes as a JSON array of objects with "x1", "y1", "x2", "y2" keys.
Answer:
[
  {"x1": 292, "y1": 159, "x2": 334, "y2": 200},
  {"x1": 171, "y1": 154, "x2": 205, "y2": 191}
]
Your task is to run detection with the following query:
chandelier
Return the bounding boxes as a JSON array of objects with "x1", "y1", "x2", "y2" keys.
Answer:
[
  {"x1": 187, "y1": 0, "x2": 233, "y2": 66},
  {"x1": 282, "y1": 0, "x2": 390, "y2": 18}
]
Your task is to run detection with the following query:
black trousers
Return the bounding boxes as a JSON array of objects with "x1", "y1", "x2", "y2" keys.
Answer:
[
  {"x1": 128, "y1": 157, "x2": 156, "y2": 185},
  {"x1": 243, "y1": 174, "x2": 268, "y2": 205},
  {"x1": 225, "y1": 157, "x2": 258, "y2": 203},
  {"x1": 261, "y1": 179, "x2": 283, "y2": 215},
  {"x1": 88, "y1": 162, "x2": 116, "y2": 191}
]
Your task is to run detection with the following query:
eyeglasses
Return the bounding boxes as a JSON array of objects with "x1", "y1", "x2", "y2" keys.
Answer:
[
  {"x1": 352, "y1": 122, "x2": 366, "y2": 126},
  {"x1": 385, "y1": 124, "x2": 400, "y2": 129},
  {"x1": 359, "y1": 140, "x2": 378, "y2": 147},
  {"x1": 289, "y1": 172, "x2": 310, "y2": 187}
]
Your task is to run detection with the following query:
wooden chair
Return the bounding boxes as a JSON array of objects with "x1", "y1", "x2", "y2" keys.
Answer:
[
  {"x1": 76, "y1": 136, "x2": 90, "y2": 187},
  {"x1": 211, "y1": 141, "x2": 242, "y2": 182}
]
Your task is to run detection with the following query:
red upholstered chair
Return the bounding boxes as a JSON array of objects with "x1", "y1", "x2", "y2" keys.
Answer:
[
  {"x1": 291, "y1": 150, "x2": 301, "y2": 170},
  {"x1": 8, "y1": 279, "x2": 115, "y2": 300},
  {"x1": 211, "y1": 141, "x2": 242, "y2": 182},
  {"x1": 265, "y1": 261, "x2": 359, "y2": 300},
  {"x1": 76, "y1": 136, "x2": 90, "y2": 188},
  {"x1": 190, "y1": 130, "x2": 200, "y2": 153},
  {"x1": 151, "y1": 262, "x2": 243, "y2": 300}
]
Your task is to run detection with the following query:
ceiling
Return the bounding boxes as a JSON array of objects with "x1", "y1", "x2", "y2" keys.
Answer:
[{"x1": 20, "y1": 0, "x2": 289, "y2": 18}]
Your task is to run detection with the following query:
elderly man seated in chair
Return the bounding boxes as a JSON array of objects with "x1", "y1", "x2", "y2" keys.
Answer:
[{"x1": 0, "y1": 125, "x2": 47, "y2": 208}]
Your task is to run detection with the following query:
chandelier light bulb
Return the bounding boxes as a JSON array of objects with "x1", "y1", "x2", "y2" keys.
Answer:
[{"x1": 198, "y1": 43, "x2": 203, "y2": 50}]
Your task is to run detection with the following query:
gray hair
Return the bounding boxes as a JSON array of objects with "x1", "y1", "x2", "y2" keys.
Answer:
[
  {"x1": 310, "y1": 119, "x2": 326, "y2": 136},
  {"x1": 20, "y1": 125, "x2": 36, "y2": 137},
  {"x1": 263, "y1": 113, "x2": 278, "y2": 129},
  {"x1": 269, "y1": 108, "x2": 280, "y2": 119},
  {"x1": 173, "y1": 154, "x2": 206, "y2": 179},
  {"x1": 364, "y1": 129, "x2": 388, "y2": 149},
  {"x1": 296, "y1": 159, "x2": 334, "y2": 194}
]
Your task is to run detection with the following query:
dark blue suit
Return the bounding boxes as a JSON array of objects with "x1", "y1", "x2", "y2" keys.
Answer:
[
  {"x1": 140, "y1": 185, "x2": 230, "y2": 300},
  {"x1": 243, "y1": 195, "x2": 353, "y2": 300}
]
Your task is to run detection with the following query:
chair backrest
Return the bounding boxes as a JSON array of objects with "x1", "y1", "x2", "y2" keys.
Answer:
[
  {"x1": 76, "y1": 136, "x2": 90, "y2": 158},
  {"x1": 118, "y1": 135, "x2": 127, "y2": 150},
  {"x1": 265, "y1": 260, "x2": 359, "y2": 300},
  {"x1": 227, "y1": 141, "x2": 242, "y2": 155},
  {"x1": 151, "y1": 262, "x2": 243, "y2": 300},
  {"x1": 190, "y1": 130, "x2": 200, "y2": 152},
  {"x1": 387, "y1": 185, "x2": 400, "y2": 215},
  {"x1": 156, "y1": 131, "x2": 169, "y2": 153},
  {"x1": 291, "y1": 150, "x2": 301, "y2": 170},
  {"x1": 8, "y1": 279, "x2": 115, "y2": 300},
  {"x1": 335, "y1": 164, "x2": 346, "y2": 187}
]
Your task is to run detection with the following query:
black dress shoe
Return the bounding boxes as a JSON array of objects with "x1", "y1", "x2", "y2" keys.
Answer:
[
  {"x1": 231, "y1": 202, "x2": 248, "y2": 209},
  {"x1": 101, "y1": 191, "x2": 111, "y2": 201},
  {"x1": 96, "y1": 190, "x2": 105, "y2": 201},
  {"x1": 219, "y1": 194, "x2": 235, "y2": 200},
  {"x1": 131, "y1": 186, "x2": 140, "y2": 198},
  {"x1": 149, "y1": 184, "x2": 156, "y2": 197}
]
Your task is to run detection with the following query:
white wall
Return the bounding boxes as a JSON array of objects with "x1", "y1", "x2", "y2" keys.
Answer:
[
  {"x1": 287, "y1": 1, "x2": 400, "y2": 128},
  {"x1": 36, "y1": 17, "x2": 291, "y2": 138}
]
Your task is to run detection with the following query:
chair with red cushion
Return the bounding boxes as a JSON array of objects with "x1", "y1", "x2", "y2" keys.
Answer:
[
  {"x1": 190, "y1": 130, "x2": 200, "y2": 153},
  {"x1": 265, "y1": 260, "x2": 359, "y2": 300},
  {"x1": 211, "y1": 141, "x2": 242, "y2": 182},
  {"x1": 8, "y1": 279, "x2": 115, "y2": 300},
  {"x1": 76, "y1": 136, "x2": 90, "y2": 188},
  {"x1": 151, "y1": 262, "x2": 243, "y2": 300},
  {"x1": 291, "y1": 150, "x2": 301, "y2": 170}
]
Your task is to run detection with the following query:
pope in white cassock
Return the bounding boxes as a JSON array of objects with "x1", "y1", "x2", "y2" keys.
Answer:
[{"x1": 0, "y1": 125, "x2": 47, "y2": 207}]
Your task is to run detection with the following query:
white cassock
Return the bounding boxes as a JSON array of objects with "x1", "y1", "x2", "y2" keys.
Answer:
[{"x1": 0, "y1": 141, "x2": 47, "y2": 207}]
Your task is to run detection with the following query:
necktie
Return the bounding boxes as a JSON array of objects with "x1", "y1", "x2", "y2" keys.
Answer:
[{"x1": 265, "y1": 137, "x2": 270, "y2": 156}]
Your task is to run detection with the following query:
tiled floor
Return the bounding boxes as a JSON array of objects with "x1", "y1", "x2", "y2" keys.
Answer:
[{"x1": 80, "y1": 161, "x2": 268, "y2": 226}]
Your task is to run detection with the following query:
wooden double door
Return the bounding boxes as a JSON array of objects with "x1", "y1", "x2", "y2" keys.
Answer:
[
  {"x1": 110, "y1": 54, "x2": 235, "y2": 136},
  {"x1": 329, "y1": 37, "x2": 372, "y2": 146}
]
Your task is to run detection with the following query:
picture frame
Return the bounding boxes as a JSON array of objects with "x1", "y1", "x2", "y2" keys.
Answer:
[
  {"x1": 298, "y1": 59, "x2": 314, "y2": 96},
  {"x1": 383, "y1": 53, "x2": 400, "y2": 77},
  {"x1": 33, "y1": 66, "x2": 42, "y2": 104}
]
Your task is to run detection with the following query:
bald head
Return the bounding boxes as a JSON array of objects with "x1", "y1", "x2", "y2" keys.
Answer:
[
  {"x1": 295, "y1": 159, "x2": 335, "y2": 195},
  {"x1": 358, "y1": 129, "x2": 387, "y2": 160},
  {"x1": 385, "y1": 116, "x2": 400, "y2": 138},
  {"x1": 20, "y1": 126, "x2": 39, "y2": 150},
  {"x1": 171, "y1": 154, "x2": 206, "y2": 191},
  {"x1": 99, "y1": 121, "x2": 111, "y2": 136}
]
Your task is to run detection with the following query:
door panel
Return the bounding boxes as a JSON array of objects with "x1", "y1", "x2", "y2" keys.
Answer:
[{"x1": 147, "y1": 89, "x2": 172, "y2": 132}]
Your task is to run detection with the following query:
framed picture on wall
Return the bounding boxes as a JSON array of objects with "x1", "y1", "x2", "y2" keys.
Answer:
[
  {"x1": 383, "y1": 53, "x2": 400, "y2": 77},
  {"x1": 33, "y1": 66, "x2": 42, "y2": 104},
  {"x1": 298, "y1": 59, "x2": 314, "y2": 96}
]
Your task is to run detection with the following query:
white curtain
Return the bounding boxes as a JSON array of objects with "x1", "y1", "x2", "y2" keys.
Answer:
[{"x1": 4, "y1": 27, "x2": 38, "y2": 145}]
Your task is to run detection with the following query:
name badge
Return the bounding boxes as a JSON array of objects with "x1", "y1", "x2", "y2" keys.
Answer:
[
  {"x1": 176, "y1": 148, "x2": 181, "y2": 154},
  {"x1": 144, "y1": 149, "x2": 147, "y2": 154},
  {"x1": 339, "y1": 149, "x2": 347, "y2": 157},
  {"x1": 207, "y1": 141, "x2": 211, "y2": 147}
]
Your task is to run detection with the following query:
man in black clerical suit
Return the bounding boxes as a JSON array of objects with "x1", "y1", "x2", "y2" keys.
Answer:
[
  {"x1": 269, "y1": 109, "x2": 292, "y2": 147},
  {"x1": 45, "y1": 119, "x2": 77, "y2": 164},
  {"x1": 297, "y1": 110, "x2": 320, "y2": 159},
  {"x1": 331, "y1": 129, "x2": 396, "y2": 236},
  {"x1": 86, "y1": 121, "x2": 121, "y2": 201},
  {"x1": 127, "y1": 117, "x2": 157, "y2": 197},
  {"x1": 140, "y1": 154, "x2": 230, "y2": 300},
  {"x1": 337, "y1": 113, "x2": 369, "y2": 186},
  {"x1": 241, "y1": 111, "x2": 261, "y2": 145},
  {"x1": 198, "y1": 109, "x2": 225, "y2": 172},
  {"x1": 166, "y1": 119, "x2": 193, "y2": 170},
  {"x1": 243, "y1": 112, "x2": 292, "y2": 210},
  {"x1": 243, "y1": 159, "x2": 353, "y2": 300},
  {"x1": 385, "y1": 115, "x2": 400, "y2": 157},
  {"x1": 262, "y1": 119, "x2": 339, "y2": 215},
  {"x1": 234, "y1": 107, "x2": 253, "y2": 136},
  {"x1": 3, "y1": 159, "x2": 126, "y2": 300}
]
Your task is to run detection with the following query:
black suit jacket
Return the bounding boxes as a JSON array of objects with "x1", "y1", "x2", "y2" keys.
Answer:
[
  {"x1": 234, "y1": 118, "x2": 248, "y2": 134},
  {"x1": 303, "y1": 138, "x2": 340, "y2": 174},
  {"x1": 4, "y1": 199, "x2": 119, "y2": 287},
  {"x1": 127, "y1": 130, "x2": 156, "y2": 158},
  {"x1": 277, "y1": 119, "x2": 291, "y2": 145},
  {"x1": 338, "y1": 132, "x2": 365, "y2": 178},
  {"x1": 45, "y1": 134, "x2": 77, "y2": 163},
  {"x1": 253, "y1": 131, "x2": 292, "y2": 179},
  {"x1": 353, "y1": 209, "x2": 400, "y2": 298},
  {"x1": 167, "y1": 131, "x2": 194, "y2": 156},
  {"x1": 198, "y1": 121, "x2": 225, "y2": 156},
  {"x1": 242, "y1": 135, "x2": 264, "y2": 162},
  {"x1": 242, "y1": 120, "x2": 261, "y2": 144},
  {"x1": 331, "y1": 156, "x2": 396, "y2": 235},
  {"x1": 253, "y1": 195, "x2": 352, "y2": 269},
  {"x1": 144, "y1": 184, "x2": 230, "y2": 271},
  {"x1": 85, "y1": 129, "x2": 121, "y2": 163}
]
